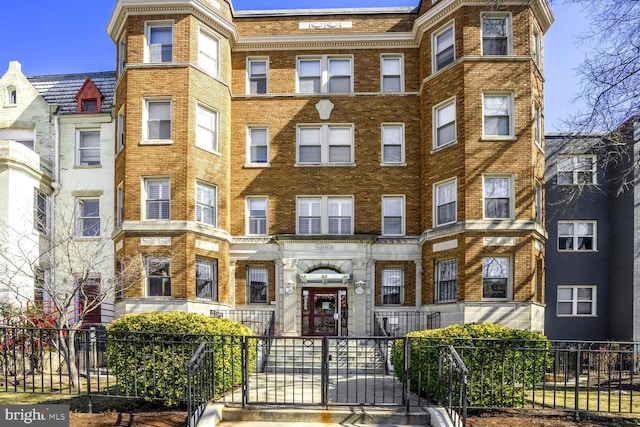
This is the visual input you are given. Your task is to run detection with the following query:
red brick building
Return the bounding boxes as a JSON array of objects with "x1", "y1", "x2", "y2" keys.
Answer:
[{"x1": 107, "y1": 0, "x2": 552, "y2": 336}]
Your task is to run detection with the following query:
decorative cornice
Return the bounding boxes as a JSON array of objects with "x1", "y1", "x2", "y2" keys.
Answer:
[
  {"x1": 234, "y1": 33, "x2": 416, "y2": 51},
  {"x1": 420, "y1": 220, "x2": 546, "y2": 244},
  {"x1": 113, "y1": 220, "x2": 232, "y2": 242}
]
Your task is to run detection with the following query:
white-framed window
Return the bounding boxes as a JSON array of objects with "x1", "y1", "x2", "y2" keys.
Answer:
[
  {"x1": 196, "y1": 257, "x2": 218, "y2": 301},
  {"x1": 117, "y1": 108, "x2": 125, "y2": 152},
  {"x1": 34, "y1": 190, "x2": 49, "y2": 234},
  {"x1": 381, "y1": 54, "x2": 403, "y2": 93},
  {"x1": 433, "y1": 98, "x2": 456, "y2": 149},
  {"x1": 76, "y1": 130, "x2": 100, "y2": 166},
  {"x1": 534, "y1": 102, "x2": 542, "y2": 148},
  {"x1": 145, "y1": 22, "x2": 173, "y2": 63},
  {"x1": 382, "y1": 267, "x2": 404, "y2": 305},
  {"x1": 434, "y1": 178, "x2": 456, "y2": 226},
  {"x1": 247, "y1": 266, "x2": 268, "y2": 304},
  {"x1": 534, "y1": 181, "x2": 543, "y2": 225},
  {"x1": 382, "y1": 196, "x2": 404, "y2": 236},
  {"x1": 75, "y1": 197, "x2": 100, "y2": 237},
  {"x1": 247, "y1": 197, "x2": 267, "y2": 235},
  {"x1": 297, "y1": 124, "x2": 353, "y2": 165},
  {"x1": 297, "y1": 196, "x2": 353, "y2": 235},
  {"x1": 482, "y1": 256, "x2": 511, "y2": 300},
  {"x1": 433, "y1": 22, "x2": 455, "y2": 72},
  {"x1": 196, "y1": 104, "x2": 218, "y2": 152},
  {"x1": 435, "y1": 259, "x2": 457, "y2": 303},
  {"x1": 116, "y1": 183, "x2": 124, "y2": 227},
  {"x1": 248, "y1": 58, "x2": 268, "y2": 94},
  {"x1": 381, "y1": 123, "x2": 404, "y2": 164},
  {"x1": 483, "y1": 175, "x2": 513, "y2": 219},
  {"x1": 483, "y1": 92, "x2": 513, "y2": 138},
  {"x1": 532, "y1": 25, "x2": 542, "y2": 67},
  {"x1": 196, "y1": 182, "x2": 217, "y2": 226},
  {"x1": 481, "y1": 13, "x2": 511, "y2": 56},
  {"x1": 558, "y1": 220, "x2": 596, "y2": 251},
  {"x1": 144, "y1": 178, "x2": 170, "y2": 220},
  {"x1": 297, "y1": 56, "x2": 353, "y2": 94},
  {"x1": 146, "y1": 256, "x2": 171, "y2": 297},
  {"x1": 247, "y1": 127, "x2": 268, "y2": 164},
  {"x1": 557, "y1": 285, "x2": 596, "y2": 316},
  {"x1": 6, "y1": 85, "x2": 16, "y2": 105},
  {"x1": 144, "y1": 98, "x2": 172, "y2": 141},
  {"x1": 117, "y1": 34, "x2": 127, "y2": 76},
  {"x1": 0, "y1": 129, "x2": 34, "y2": 150},
  {"x1": 198, "y1": 28, "x2": 219, "y2": 77},
  {"x1": 557, "y1": 155, "x2": 597, "y2": 185}
]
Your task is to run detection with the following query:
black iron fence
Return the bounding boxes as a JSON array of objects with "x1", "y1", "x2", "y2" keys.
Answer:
[{"x1": 373, "y1": 310, "x2": 441, "y2": 336}]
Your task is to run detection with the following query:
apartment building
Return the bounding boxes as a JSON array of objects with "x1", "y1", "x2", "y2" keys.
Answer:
[
  {"x1": 103, "y1": 0, "x2": 553, "y2": 336},
  {"x1": 0, "y1": 61, "x2": 116, "y2": 325},
  {"x1": 545, "y1": 119, "x2": 640, "y2": 341}
]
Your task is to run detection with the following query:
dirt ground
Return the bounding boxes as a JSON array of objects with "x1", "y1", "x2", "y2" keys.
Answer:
[{"x1": 69, "y1": 410, "x2": 640, "y2": 427}]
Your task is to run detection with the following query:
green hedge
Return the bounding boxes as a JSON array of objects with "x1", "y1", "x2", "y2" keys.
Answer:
[
  {"x1": 107, "y1": 312, "x2": 256, "y2": 406},
  {"x1": 392, "y1": 323, "x2": 552, "y2": 408}
]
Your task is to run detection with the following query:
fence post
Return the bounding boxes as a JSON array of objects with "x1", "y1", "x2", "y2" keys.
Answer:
[
  {"x1": 403, "y1": 337, "x2": 410, "y2": 411},
  {"x1": 322, "y1": 337, "x2": 329, "y2": 408},
  {"x1": 574, "y1": 343, "x2": 581, "y2": 421},
  {"x1": 85, "y1": 330, "x2": 92, "y2": 413},
  {"x1": 242, "y1": 336, "x2": 248, "y2": 407}
]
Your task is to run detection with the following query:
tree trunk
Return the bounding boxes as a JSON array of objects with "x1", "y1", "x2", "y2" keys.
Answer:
[{"x1": 58, "y1": 329, "x2": 80, "y2": 390}]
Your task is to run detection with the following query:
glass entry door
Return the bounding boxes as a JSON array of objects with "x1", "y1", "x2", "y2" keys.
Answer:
[{"x1": 302, "y1": 288, "x2": 347, "y2": 336}]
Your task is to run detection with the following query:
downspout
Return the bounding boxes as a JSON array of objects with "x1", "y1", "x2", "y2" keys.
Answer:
[{"x1": 50, "y1": 107, "x2": 61, "y2": 315}]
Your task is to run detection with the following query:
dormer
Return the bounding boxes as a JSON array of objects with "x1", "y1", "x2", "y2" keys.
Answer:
[{"x1": 75, "y1": 78, "x2": 103, "y2": 113}]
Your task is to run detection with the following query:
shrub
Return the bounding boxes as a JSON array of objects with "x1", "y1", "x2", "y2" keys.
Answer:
[
  {"x1": 107, "y1": 312, "x2": 256, "y2": 407},
  {"x1": 391, "y1": 323, "x2": 552, "y2": 408}
]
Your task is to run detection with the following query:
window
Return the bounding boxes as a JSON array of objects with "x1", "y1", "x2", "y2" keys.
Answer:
[
  {"x1": 144, "y1": 178, "x2": 170, "y2": 220},
  {"x1": 557, "y1": 286, "x2": 596, "y2": 316},
  {"x1": 482, "y1": 256, "x2": 510, "y2": 299},
  {"x1": 118, "y1": 35, "x2": 127, "y2": 76},
  {"x1": 482, "y1": 14, "x2": 510, "y2": 55},
  {"x1": 196, "y1": 182, "x2": 217, "y2": 226},
  {"x1": 534, "y1": 102, "x2": 542, "y2": 147},
  {"x1": 297, "y1": 56, "x2": 352, "y2": 93},
  {"x1": 196, "y1": 258, "x2": 218, "y2": 301},
  {"x1": 117, "y1": 109, "x2": 125, "y2": 152},
  {"x1": 0, "y1": 129, "x2": 33, "y2": 150},
  {"x1": 434, "y1": 179, "x2": 456, "y2": 226},
  {"x1": 532, "y1": 25, "x2": 542, "y2": 67},
  {"x1": 297, "y1": 125, "x2": 353, "y2": 164},
  {"x1": 381, "y1": 124, "x2": 404, "y2": 164},
  {"x1": 483, "y1": 175, "x2": 513, "y2": 219},
  {"x1": 34, "y1": 190, "x2": 48, "y2": 234},
  {"x1": 82, "y1": 99, "x2": 97, "y2": 112},
  {"x1": 146, "y1": 257, "x2": 171, "y2": 297},
  {"x1": 382, "y1": 268, "x2": 404, "y2": 305},
  {"x1": 381, "y1": 55, "x2": 403, "y2": 93},
  {"x1": 115, "y1": 260, "x2": 125, "y2": 301},
  {"x1": 76, "y1": 198, "x2": 100, "y2": 237},
  {"x1": 146, "y1": 23, "x2": 172, "y2": 63},
  {"x1": 198, "y1": 29, "x2": 219, "y2": 77},
  {"x1": 248, "y1": 58, "x2": 268, "y2": 94},
  {"x1": 297, "y1": 196, "x2": 352, "y2": 235},
  {"x1": 558, "y1": 221, "x2": 596, "y2": 251},
  {"x1": 247, "y1": 266, "x2": 268, "y2": 304},
  {"x1": 247, "y1": 197, "x2": 267, "y2": 235},
  {"x1": 433, "y1": 98, "x2": 456, "y2": 149},
  {"x1": 435, "y1": 259, "x2": 457, "y2": 303},
  {"x1": 248, "y1": 127, "x2": 268, "y2": 164},
  {"x1": 77, "y1": 130, "x2": 100, "y2": 166},
  {"x1": 433, "y1": 23, "x2": 455, "y2": 72},
  {"x1": 196, "y1": 104, "x2": 217, "y2": 151},
  {"x1": 557, "y1": 155, "x2": 597, "y2": 185},
  {"x1": 116, "y1": 184, "x2": 123, "y2": 227},
  {"x1": 145, "y1": 99, "x2": 171, "y2": 141},
  {"x1": 382, "y1": 196, "x2": 404, "y2": 236},
  {"x1": 6, "y1": 85, "x2": 16, "y2": 105},
  {"x1": 483, "y1": 93, "x2": 513, "y2": 137},
  {"x1": 534, "y1": 181, "x2": 543, "y2": 225}
]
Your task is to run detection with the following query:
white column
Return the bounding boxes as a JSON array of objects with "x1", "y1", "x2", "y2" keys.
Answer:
[
  {"x1": 351, "y1": 258, "x2": 368, "y2": 335},
  {"x1": 281, "y1": 258, "x2": 298, "y2": 336},
  {"x1": 415, "y1": 260, "x2": 423, "y2": 308}
]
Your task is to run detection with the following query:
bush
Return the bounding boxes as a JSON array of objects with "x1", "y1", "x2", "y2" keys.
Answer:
[
  {"x1": 391, "y1": 323, "x2": 552, "y2": 408},
  {"x1": 107, "y1": 312, "x2": 256, "y2": 407}
]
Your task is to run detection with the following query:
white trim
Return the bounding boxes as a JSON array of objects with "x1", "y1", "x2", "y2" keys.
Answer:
[
  {"x1": 142, "y1": 97, "x2": 173, "y2": 144},
  {"x1": 557, "y1": 285, "x2": 597, "y2": 317},
  {"x1": 480, "y1": 12, "x2": 513, "y2": 56},
  {"x1": 296, "y1": 55, "x2": 354, "y2": 94},
  {"x1": 198, "y1": 25, "x2": 220, "y2": 78},
  {"x1": 432, "y1": 96, "x2": 457, "y2": 150},
  {"x1": 381, "y1": 195, "x2": 405, "y2": 236},
  {"x1": 431, "y1": 20, "x2": 455, "y2": 74},
  {"x1": 246, "y1": 125, "x2": 270, "y2": 165},
  {"x1": 247, "y1": 57, "x2": 269, "y2": 95},
  {"x1": 557, "y1": 220, "x2": 597, "y2": 252},
  {"x1": 380, "y1": 53, "x2": 404, "y2": 93},
  {"x1": 246, "y1": 196, "x2": 269, "y2": 236},
  {"x1": 195, "y1": 102, "x2": 218, "y2": 153},
  {"x1": 482, "y1": 255, "x2": 512, "y2": 301},
  {"x1": 296, "y1": 195, "x2": 354, "y2": 235},
  {"x1": 296, "y1": 124, "x2": 354, "y2": 165},
  {"x1": 433, "y1": 177, "x2": 457, "y2": 227},
  {"x1": 380, "y1": 123, "x2": 405, "y2": 165},
  {"x1": 482, "y1": 174, "x2": 515, "y2": 220},
  {"x1": 144, "y1": 20, "x2": 174, "y2": 63},
  {"x1": 482, "y1": 91, "x2": 515, "y2": 139}
]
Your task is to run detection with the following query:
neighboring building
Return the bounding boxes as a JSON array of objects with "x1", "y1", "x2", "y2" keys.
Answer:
[
  {"x1": 545, "y1": 120, "x2": 640, "y2": 341},
  {"x1": 0, "y1": 61, "x2": 116, "y2": 325},
  {"x1": 107, "y1": 0, "x2": 552, "y2": 336}
]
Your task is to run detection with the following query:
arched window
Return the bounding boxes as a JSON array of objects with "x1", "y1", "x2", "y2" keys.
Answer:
[{"x1": 6, "y1": 86, "x2": 16, "y2": 105}]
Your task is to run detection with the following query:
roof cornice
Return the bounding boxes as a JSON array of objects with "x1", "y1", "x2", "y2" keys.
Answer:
[{"x1": 235, "y1": 32, "x2": 416, "y2": 51}]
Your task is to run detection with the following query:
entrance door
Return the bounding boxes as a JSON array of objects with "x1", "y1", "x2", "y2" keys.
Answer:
[{"x1": 302, "y1": 288, "x2": 347, "y2": 336}]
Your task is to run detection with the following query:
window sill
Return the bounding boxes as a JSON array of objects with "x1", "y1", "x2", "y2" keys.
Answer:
[
  {"x1": 140, "y1": 139, "x2": 173, "y2": 145},
  {"x1": 195, "y1": 145, "x2": 221, "y2": 156},
  {"x1": 380, "y1": 162, "x2": 406, "y2": 167},
  {"x1": 556, "y1": 314, "x2": 597, "y2": 318},
  {"x1": 74, "y1": 165, "x2": 102, "y2": 169},
  {"x1": 557, "y1": 249, "x2": 599, "y2": 253},
  {"x1": 295, "y1": 162, "x2": 356, "y2": 167},
  {"x1": 432, "y1": 140, "x2": 458, "y2": 153},
  {"x1": 74, "y1": 236, "x2": 102, "y2": 240},
  {"x1": 480, "y1": 136, "x2": 517, "y2": 142},
  {"x1": 244, "y1": 163, "x2": 271, "y2": 168},
  {"x1": 3, "y1": 104, "x2": 17, "y2": 108}
]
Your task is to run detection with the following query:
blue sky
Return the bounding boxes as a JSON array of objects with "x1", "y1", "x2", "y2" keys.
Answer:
[{"x1": 0, "y1": 0, "x2": 590, "y2": 130}]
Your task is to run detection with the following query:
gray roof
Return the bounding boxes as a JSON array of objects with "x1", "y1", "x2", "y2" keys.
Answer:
[{"x1": 27, "y1": 71, "x2": 116, "y2": 115}]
